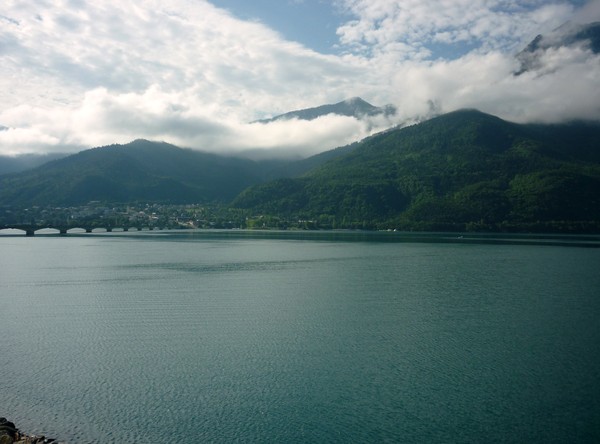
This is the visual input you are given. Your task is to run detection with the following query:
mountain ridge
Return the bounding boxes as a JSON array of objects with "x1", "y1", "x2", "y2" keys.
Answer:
[
  {"x1": 256, "y1": 97, "x2": 396, "y2": 123},
  {"x1": 233, "y1": 109, "x2": 600, "y2": 231},
  {"x1": 0, "y1": 140, "x2": 288, "y2": 206},
  {"x1": 1, "y1": 109, "x2": 599, "y2": 233}
]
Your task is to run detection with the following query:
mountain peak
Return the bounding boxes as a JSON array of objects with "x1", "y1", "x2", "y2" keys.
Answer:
[
  {"x1": 515, "y1": 21, "x2": 600, "y2": 74},
  {"x1": 343, "y1": 96, "x2": 368, "y2": 105},
  {"x1": 257, "y1": 97, "x2": 396, "y2": 123}
]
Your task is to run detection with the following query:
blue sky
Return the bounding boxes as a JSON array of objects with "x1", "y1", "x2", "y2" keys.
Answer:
[
  {"x1": 211, "y1": 0, "x2": 351, "y2": 54},
  {"x1": 1, "y1": 0, "x2": 599, "y2": 156}
]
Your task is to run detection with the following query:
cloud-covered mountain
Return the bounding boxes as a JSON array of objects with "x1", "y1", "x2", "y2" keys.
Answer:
[
  {"x1": 233, "y1": 109, "x2": 600, "y2": 232},
  {"x1": 257, "y1": 97, "x2": 395, "y2": 123},
  {"x1": 516, "y1": 21, "x2": 600, "y2": 74},
  {"x1": 2, "y1": 109, "x2": 600, "y2": 233}
]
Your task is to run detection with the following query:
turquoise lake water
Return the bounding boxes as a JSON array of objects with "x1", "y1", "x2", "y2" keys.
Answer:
[{"x1": 1, "y1": 230, "x2": 600, "y2": 443}]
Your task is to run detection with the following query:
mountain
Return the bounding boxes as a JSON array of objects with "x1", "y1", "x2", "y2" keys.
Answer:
[
  {"x1": 516, "y1": 21, "x2": 600, "y2": 74},
  {"x1": 0, "y1": 153, "x2": 68, "y2": 176},
  {"x1": 0, "y1": 140, "x2": 287, "y2": 206},
  {"x1": 232, "y1": 109, "x2": 600, "y2": 232},
  {"x1": 3, "y1": 111, "x2": 600, "y2": 233},
  {"x1": 257, "y1": 97, "x2": 396, "y2": 123}
]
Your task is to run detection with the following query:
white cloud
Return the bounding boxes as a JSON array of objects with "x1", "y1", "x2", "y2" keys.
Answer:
[
  {"x1": 573, "y1": 0, "x2": 600, "y2": 22},
  {"x1": 1, "y1": 0, "x2": 381, "y2": 155},
  {"x1": 0, "y1": 127, "x2": 63, "y2": 155},
  {"x1": 0, "y1": 0, "x2": 598, "y2": 156},
  {"x1": 334, "y1": 0, "x2": 600, "y2": 123},
  {"x1": 335, "y1": 0, "x2": 576, "y2": 57}
]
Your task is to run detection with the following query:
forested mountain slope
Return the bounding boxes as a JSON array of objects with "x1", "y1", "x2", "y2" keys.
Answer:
[
  {"x1": 233, "y1": 110, "x2": 600, "y2": 231},
  {"x1": 0, "y1": 140, "x2": 286, "y2": 206}
]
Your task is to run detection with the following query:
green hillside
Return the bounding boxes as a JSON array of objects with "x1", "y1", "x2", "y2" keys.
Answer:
[
  {"x1": 2, "y1": 111, "x2": 599, "y2": 233},
  {"x1": 232, "y1": 110, "x2": 600, "y2": 232},
  {"x1": 0, "y1": 140, "x2": 285, "y2": 206}
]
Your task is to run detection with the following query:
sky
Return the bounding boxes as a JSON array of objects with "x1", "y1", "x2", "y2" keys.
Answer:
[{"x1": 1, "y1": 0, "x2": 599, "y2": 157}]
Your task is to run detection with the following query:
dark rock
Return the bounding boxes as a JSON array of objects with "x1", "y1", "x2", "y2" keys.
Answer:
[
  {"x1": 0, "y1": 420, "x2": 59, "y2": 444},
  {"x1": 0, "y1": 418, "x2": 17, "y2": 444}
]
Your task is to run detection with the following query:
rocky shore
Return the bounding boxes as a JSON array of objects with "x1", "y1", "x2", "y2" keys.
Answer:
[{"x1": 0, "y1": 418, "x2": 59, "y2": 444}]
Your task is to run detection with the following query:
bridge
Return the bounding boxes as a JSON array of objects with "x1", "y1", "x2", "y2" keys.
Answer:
[{"x1": 0, "y1": 224, "x2": 165, "y2": 236}]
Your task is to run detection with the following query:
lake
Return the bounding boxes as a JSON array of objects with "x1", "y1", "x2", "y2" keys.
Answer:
[{"x1": 1, "y1": 230, "x2": 599, "y2": 443}]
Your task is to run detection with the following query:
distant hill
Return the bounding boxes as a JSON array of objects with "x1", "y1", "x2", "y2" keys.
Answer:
[
  {"x1": 0, "y1": 153, "x2": 68, "y2": 175},
  {"x1": 0, "y1": 140, "x2": 287, "y2": 206},
  {"x1": 233, "y1": 110, "x2": 600, "y2": 232},
  {"x1": 257, "y1": 97, "x2": 396, "y2": 123},
  {"x1": 516, "y1": 21, "x2": 600, "y2": 74}
]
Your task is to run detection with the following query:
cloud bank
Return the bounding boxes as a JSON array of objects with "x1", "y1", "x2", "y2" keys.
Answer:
[{"x1": 0, "y1": 0, "x2": 599, "y2": 156}]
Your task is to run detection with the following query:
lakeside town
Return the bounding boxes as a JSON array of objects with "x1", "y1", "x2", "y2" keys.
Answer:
[{"x1": 0, "y1": 202, "x2": 322, "y2": 233}]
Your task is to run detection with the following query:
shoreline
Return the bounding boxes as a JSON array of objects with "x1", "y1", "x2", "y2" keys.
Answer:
[{"x1": 0, "y1": 418, "x2": 59, "y2": 444}]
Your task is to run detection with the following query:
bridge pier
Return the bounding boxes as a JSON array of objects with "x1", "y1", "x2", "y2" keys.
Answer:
[
  {"x1": 25, "y1": 229, "x2": 35, "y2": 236},
  {"x1": 86, "y1": 228, "x2": 93, "y2": 233}
]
